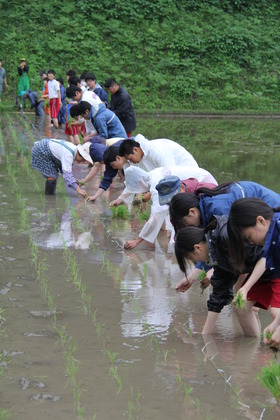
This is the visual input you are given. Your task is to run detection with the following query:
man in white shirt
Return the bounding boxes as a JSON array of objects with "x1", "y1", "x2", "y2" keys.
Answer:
[{"x1": 118, "y1": 134, "x2": 198, "y2": 171}]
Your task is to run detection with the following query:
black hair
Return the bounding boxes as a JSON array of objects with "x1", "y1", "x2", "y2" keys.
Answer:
[
  {"x1": 103, "y1": 146, "x2": 120, "y2": 165},
  {"x1": 56, "y1": 77, "x2": 64, "y2": 85},
  {"x1": 69, "y1": 75, "x2": 81, "y2": 86},
  {"x1": 47, "y1": 69, "x2": 55, "y2": 75},
  {"x1": 85, "y1": 73, "x2": 96, "y2": 82},
  {"x1": 43, "y1": 77, "x2": 49, "y2": 82},
  {"x1": 66, "y1": 85, "x2": 82, "y2": 99},
  {"x1": 40, "y1": 70, "x2": 46, "y2": 76},
  {"x1": 104, "y1": 78, "x2": 118, "y2": 88},
  {"x1": 228, "y1": 198, "x2": 277, "y2": 272},
  {"x1": 78, "y1": 101, "x2": 91, "y2": 113},
  {"x1": 169, "y1": 193, "x2": 201, "y2": 234},
  {"x1": 118, "y1": 139, "x2": 139, "y2": 156},
  {"x1": 175, "y1": 226, "x2": 206, "y2": 274},
  {"x1": 66, "y1": 69, "x2": 76, "y2": 77},
  {"x1": 196, "y1": 182, "x2": 234, "y2": 196},
  {"x1": 70, "y1": 104, "x2": 81, "y2": 118}
]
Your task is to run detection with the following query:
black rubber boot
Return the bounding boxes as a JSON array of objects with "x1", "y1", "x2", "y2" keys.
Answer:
[{"x1": 45, "y1": 179, "x2": 57, "y2": 195}]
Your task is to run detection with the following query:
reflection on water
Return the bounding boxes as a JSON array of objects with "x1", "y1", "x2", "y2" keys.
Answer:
[{"x1": 0, "y1": 113, "x2": 280, "y2": 419}]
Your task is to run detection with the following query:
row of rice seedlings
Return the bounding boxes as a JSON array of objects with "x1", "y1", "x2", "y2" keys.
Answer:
[
  {"x1": 9, "y1": 145, "x2": 86, "y2": 418},
  {"x1": 201, "y1": 340, "x2": 261, "y2": 418},
  {"x1": 62, "y1": 242, "x2": 125, "y2": 394},
  {"x1": 60, "y1": 200, "x2": 127, "y2": 398},
  {"x1": 0, "y1": 305, "x2": 11, "y2": 419},
  {"x1": 12, "y1": 120, "x2": 137, "y2": 413},
  {"x1": 63, "y1": 247, "x2": 92, "y2": 316},
  {"x1": 30, "y1": 236, "x2": 85, "y2": 415}
]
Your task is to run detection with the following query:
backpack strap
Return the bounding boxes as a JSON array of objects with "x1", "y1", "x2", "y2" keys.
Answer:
[{"x1": 50, "y1": 139, "x2": 75, "y2": 158}]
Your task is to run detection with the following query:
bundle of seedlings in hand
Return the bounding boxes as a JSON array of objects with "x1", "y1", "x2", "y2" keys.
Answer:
[
  {"x1": 264, "y1": 331, "x2": 273, "y2": 341},
  {"x1": 257, "y1": 360, "x2": 280, "y2": 402},
  {"x1": 234, "y1": 290, "x2": 246, "y2": 309},
  {"x1": 198, "y1": 268, "x2": 207, "y2": 295}
]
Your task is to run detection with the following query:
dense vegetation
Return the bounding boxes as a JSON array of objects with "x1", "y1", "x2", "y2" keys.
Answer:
[{"x1": 1, "y1": 0, "x2": 280, "y2": 111}]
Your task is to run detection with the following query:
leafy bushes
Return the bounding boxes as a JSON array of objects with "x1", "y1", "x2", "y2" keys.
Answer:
[{"x1": 1, "y1": 0, "x2": 280, "y2": 111}]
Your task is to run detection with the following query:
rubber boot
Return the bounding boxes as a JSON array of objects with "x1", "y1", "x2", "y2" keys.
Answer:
[{"x1": 45, "y1": 178, "x2": 57, "y2": 195}]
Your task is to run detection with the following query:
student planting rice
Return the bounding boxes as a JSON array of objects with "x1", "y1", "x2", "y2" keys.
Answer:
[
  {"x1": 31, "y1": 138, "x2": 92, "y2": 196},
  {"x1": 228, "y1": 198, "x2": 280, "y2": 346},
  {"x1": 110, "y1": 165, "x2": 217, "y2": 250}
]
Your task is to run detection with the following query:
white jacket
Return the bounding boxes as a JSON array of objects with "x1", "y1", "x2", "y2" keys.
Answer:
[
  {"x1": 134, "y1": 134, "x2": 198, "y2": 170},
  {"x1": 123, "y1": 166, "x2": 217, "y2": 244}
]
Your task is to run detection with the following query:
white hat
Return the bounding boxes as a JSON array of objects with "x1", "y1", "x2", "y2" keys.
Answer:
[{"x1": 77, "y1": 142, "x2": 93, "y2": 164}]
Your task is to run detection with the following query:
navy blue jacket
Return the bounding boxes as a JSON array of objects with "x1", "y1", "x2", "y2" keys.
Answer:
[
  {"x1": 199, "y1": 181, "x2": 280, "y2": 227},
  {"x1": 206, "y1": 215, "x2": 271, "y2": 313},
  {"x1": 92, "y1": 104, "x2": 126, "y2": 139},
  {"x1": 264, "y1": 213, "x2": 280, "y2": 277},
  {"x1": 89, "y1": 139, "x2": 124, "y2": 191}
]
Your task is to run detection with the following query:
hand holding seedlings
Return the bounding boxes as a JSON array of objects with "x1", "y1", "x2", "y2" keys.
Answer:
[
  {"x1": 76, "y1": 186, "x2": 87, "y2": 198},
  {"x1": 76, "y1": 179, "x2": 86, "y2": 186},
  {"x1": 234, "y1": 289, "x2": 247, "y2": 309},
  {"x1": 198, "y1": 268, "x2": 208, "y2": 295},
  {"x1": 263, "y1": 322, "x2": 280, "y2": 348}
]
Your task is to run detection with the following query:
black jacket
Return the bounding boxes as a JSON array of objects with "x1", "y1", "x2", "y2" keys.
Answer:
[
  {"x1": 206, "y1": 215, "x2": 270, "y2": 313},
  {"x1": 108, "y1": 85, "x2": 136, "y2": 133}
]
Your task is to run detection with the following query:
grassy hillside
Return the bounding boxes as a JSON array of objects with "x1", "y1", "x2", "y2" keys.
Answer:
[{"x1": 1, "y1": 0, "x2": 280, "y2": 111}]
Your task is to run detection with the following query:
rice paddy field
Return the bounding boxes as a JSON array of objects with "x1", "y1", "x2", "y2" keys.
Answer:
[{"x1": 0, "y1": 112, "x2": 280, "y2": 419}]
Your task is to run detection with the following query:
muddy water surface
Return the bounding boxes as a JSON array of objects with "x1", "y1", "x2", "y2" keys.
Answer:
[{"x1": 0, "y1": 113, "x2": 280, "y2": 419}]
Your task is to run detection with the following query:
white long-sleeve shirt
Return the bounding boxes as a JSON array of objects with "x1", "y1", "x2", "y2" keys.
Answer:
[
  {"x1": 81, "y1": 91, "x2": 101, "y2": 134},
  {"x1": 49, "y1": 139, "x2": 78, "y2": 189},
  {"x1": 134, "y1": 134, "x2": 198, "y2": 170}
]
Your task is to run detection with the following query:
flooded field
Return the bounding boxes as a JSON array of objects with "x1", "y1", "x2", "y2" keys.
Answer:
[{"x1": 0, "y1": 112, "x2": 280, "y2": 419}]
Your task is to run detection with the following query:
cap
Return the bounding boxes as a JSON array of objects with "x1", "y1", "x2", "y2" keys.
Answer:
[
  {"x1": 156, "y1": 176, "x2": 181, "y2": 205},
  {"x1": 77, "y1": 142, "x2": 93, "y2": 165}
]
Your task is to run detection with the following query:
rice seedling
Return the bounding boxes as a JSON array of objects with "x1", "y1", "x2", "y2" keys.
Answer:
[
  {"x1": 111, "y1": 205, "x2": 130, "y2": 220},
  {"x1": 0, "y1": 409, "x2": 11, "y2": 419},
  {"x1": 184, "y1": 385, "x2": 193, "y2": 399},
  {"x1": 127, "y1": 387, "x2": 141, "y2": 419},
  {"x1": 163, "y1": 349, "x2": 168, "y2": 363},
  {"x1": 192, "y1": 398, "x2": 201, "y2": 413},
  {"x1": 109, "y1": 365, "x2": 122, "y2": 392},
  {"x1": 263, "y1": 331, "x2": 273, "y2": 341},
  {"x1": 107, "y1": 351, "x2": 117, "y2": 365},
  {"x1": 187, "y1": 328, "x2": 193, "y2": 336},
  {"x1": 176, "y1": 366, "x2": 183, "y2": 385},
  {"x1": 198, "y1": 268, "x2": 207, "y2": 295},
  {"x1": 257, "y1": 360, "x2": 280, "y2": 402},
  {"x1": 234, "y1": 290, "x2": 247, "y2": 309},
  {"x1": 0, "y1": 306, "x2": 5, "y2": 324}
]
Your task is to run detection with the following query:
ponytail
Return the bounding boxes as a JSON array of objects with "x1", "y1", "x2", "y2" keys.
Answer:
[{"x1": 196, "y1": 181, "x2": 234, "y2": 197}]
